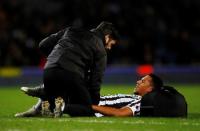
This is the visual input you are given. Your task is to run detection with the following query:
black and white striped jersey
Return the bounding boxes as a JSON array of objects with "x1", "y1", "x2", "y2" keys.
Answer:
[{"x1": 95, "y1": 94, "x2": 142, "y2": 117}]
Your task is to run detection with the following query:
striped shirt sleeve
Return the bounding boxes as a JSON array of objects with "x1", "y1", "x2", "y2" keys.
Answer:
[{"x1": 126, "y1": 97, "x2": 141, "y2": 116}]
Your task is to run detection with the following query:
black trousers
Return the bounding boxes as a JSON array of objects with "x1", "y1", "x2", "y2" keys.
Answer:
[{"x1": 43, "y1": 67, "x2": 94, "y2": 116}]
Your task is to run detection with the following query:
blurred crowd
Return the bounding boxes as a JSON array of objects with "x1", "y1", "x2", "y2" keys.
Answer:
[{"x1": 0, "y1": 0, "x2": 200, "y2": 67}]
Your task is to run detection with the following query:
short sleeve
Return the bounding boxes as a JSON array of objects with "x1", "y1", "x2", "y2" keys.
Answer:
[{"x1": 126, "y1": 98, "x2": 141, "y2": 116}]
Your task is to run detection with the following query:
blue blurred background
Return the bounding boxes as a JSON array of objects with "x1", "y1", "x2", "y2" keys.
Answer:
[{"x1": 0, "y1": 0, "x2": 200, "y2": 86}]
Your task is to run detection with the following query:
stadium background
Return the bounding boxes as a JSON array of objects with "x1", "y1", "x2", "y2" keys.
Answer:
[{"x1": 0, "y1": 0, "x2": 200, "y2": 85}]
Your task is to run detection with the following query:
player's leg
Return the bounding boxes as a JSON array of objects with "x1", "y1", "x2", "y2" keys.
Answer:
[
  {"x1": 15, "y1": 98, "x2": 42, "y2": 117},
  {"x1": 21, "y1": 84, "x2": 46, "y2": 98},
  {"x1": 20, "y1": 84, "x2": 57, "y2": 117}
]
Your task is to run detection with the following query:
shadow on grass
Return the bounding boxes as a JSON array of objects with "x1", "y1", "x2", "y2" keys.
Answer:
[{"x1": 188, "y1": 113, "x2": 200, "y2": 119}]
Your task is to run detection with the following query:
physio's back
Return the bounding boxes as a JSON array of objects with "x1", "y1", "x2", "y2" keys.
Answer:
[{"x1": 45, "y1": 27, "x2": 106, "y2": 78}]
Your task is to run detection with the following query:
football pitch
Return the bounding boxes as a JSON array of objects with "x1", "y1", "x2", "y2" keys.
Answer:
[{"x1": 0, "y1": 84, "x2": 200, "y2": 131}]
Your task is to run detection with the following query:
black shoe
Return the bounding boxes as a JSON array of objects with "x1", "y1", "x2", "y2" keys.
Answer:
[
  {"x1": 15, "y1": 106, "x2": 41, "y2": 117},
  {"x1": 21, "y1": 85, "x2": 46, "y2": 98}
]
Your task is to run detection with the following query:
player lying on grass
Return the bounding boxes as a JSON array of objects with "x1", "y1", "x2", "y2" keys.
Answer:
[{"x1": 16, "y1": 73, "x2": 176, "y2": 117}]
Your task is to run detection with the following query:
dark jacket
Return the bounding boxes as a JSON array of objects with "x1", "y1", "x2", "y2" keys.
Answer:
[{"x1": 39, "y1": 27, "x2": 107, "y2": 104}]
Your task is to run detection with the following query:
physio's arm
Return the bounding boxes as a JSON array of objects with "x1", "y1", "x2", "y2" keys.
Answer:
[
  {"x1": 92, "y1": 105, "x2": 134, "y2": 117},
  {"x1": 39, "y1": 29, "x2": 66, "y2": 56}
]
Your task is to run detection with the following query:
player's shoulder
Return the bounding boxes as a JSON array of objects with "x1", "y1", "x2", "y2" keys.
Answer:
[{"x1": 133, "y1": 94, "x2": 142, "y2": 100}]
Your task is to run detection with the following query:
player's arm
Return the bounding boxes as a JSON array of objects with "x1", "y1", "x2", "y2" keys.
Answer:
[
  {"x1": 39, "y1": 28, "x2": 66, "y2": 56},
  {"x1": 92, "y1": 105, "x2": 134, "y2": 117}
]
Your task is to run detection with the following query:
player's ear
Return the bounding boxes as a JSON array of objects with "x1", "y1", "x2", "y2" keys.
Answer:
[
  {"x1": 104, "y1": 35, "x2": 109, "y2": 43},
  {"x1": 105, "y1": 34, "x2": 110, "y2": 39}
]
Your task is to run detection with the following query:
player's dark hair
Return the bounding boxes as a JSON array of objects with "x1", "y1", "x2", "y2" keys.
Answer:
[
  {"x1": 95, "y1": 21, "x2": 120, "y2": 41},
  {"x1": 149, "y1": 73, "x2": 163, "y2": 91}
]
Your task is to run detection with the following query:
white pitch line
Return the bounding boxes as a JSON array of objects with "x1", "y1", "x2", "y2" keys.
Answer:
[
  {"x1": 57, "y1": 119, "x2": 200, "y2": 126},
  {"x1": 8, "y1": 118, "x2": 200, "y2": 127}
]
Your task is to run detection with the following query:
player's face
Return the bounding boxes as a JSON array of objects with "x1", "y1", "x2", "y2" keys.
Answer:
[
  {"x1": 134, "y1": 75, "x2": 153, "y2": 96},
  {"x1": 105, "y1": 35, "x2": 117, "y2": 50}
]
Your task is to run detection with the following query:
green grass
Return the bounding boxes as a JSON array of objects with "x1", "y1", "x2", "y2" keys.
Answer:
[{"x1": 0, "y1": 84, "x2": 200, "y2": 131}]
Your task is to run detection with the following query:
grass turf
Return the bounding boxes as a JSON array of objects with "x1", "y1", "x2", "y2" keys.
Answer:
[{"x1": 0, "y1": 84, "x2": 200, "y2": 131}]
